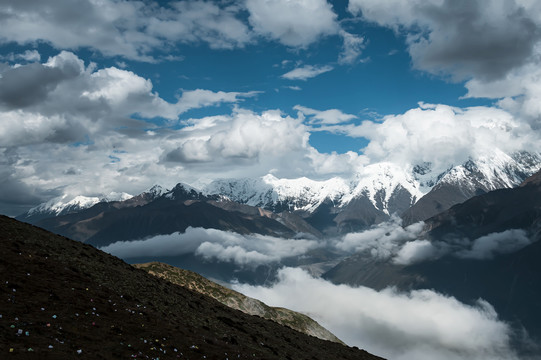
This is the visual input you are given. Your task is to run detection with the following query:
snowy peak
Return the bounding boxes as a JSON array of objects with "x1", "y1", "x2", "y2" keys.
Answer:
[
  {"x1": 204, "y1": 175, "x2": 350, "y2": 212},
  {"x1": 165, "y1": 182, "x2": 206, "y2": 201},
  {"x1": 402, "y1": 150, "x2": 541, "y2": 224},
  {"x1": 144, "y1": 185, "x2": 167, "y2": 199},
  {"x1": 435, "y1": 150, "x2": 541, "y2": 192},
  {"x1": 27, "y1": 195, "x2": 101, "y2": 217},
  {"x1": 345, "y1": 162, "x2": 425, "y2": 215},
  {"x1": 21, "y1": 191, "x2": 133, "y2": 222},
  {"x1": 205, "y1": 165, "x2": 423, "y2": 216}
]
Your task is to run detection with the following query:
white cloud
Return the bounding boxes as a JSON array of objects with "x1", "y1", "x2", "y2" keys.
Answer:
[
  {"x1": 176, "y1": 89, "x2": 261, "y2": 113},
  {"x1": 0, "y1": 50, "x2": 41, "y2": 63},
  {"x1": 338, "y1": 30, "x2": 366, "y2": 65},
  {"x1": 245, "y1": 0, "x2": 339, "y2": 47},
  {"x1": 281, "y1": 65, "x2": 333, "y2": 81},
  {"x1": 457, "y1": 229, "x2": 531, "y2": 260},
  {"x1": 333, "y1": 217, "x2": 534, "y2": 266},
  {"x1": 465, "y1": 61, "x2": 541, "y2": 127},
  {"x1": 233, "y1": 267, "x2": 518, "y2": 360},
  {"x1": 100, "y1": 227, "x2": 322, "y2": 266},
  {"x1": 348, "y1": 0, "x2": 541, "y2": 82},
  {"x1": 0, "y1": 0, "x2": 252, "y2": 61},
  {"x1": 335, "y1": 216, "x2": 425, "y2": 259},
  {"x1": 0, "y1": 51, "x2": 258, "y2": 147},
  {"x1": 320, "y1": 103, "x2": 540, "y2": 176},
  {"x1": 286, "y1": 85, "x2": 302, "y2": 91},
  {"x1": 294, "y1": 105, "x2": 357, "y2": 125},
  {"x1": 393, "y1": 239, "x2": 439, "y2": 265},
  {"x1": 167, "y1": 108, "x2": 309, "y2": 163}
]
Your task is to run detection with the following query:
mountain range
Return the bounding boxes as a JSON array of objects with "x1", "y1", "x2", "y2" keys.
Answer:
[
  {"x1": 9, "y1": 149, "x2": 541, "y2": 357},
  {"x1": 18, "y1": 150, "x2": 541, "y2": 238}
]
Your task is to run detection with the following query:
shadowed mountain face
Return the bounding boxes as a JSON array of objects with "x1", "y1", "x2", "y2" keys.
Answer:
[
  {"x1": 135, "y1": 262, "x2": 343, "y2": 344},
  {"x1": 0, "y1": 216, "x2": 382, "y2": 359},
  {"x1": 324, "y1": 170, "x2": 541, "y2": 349},
  {"x1": 26, "y1": 184, "x2": 321, "y2": 248}
]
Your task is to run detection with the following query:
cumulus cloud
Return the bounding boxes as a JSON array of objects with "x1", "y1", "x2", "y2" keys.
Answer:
[
  {"x1": 100, "y1": 227, "x2": 321, "y2": 266},
  {"x1": 0, "y1": 51, "x2": 254, "y2": 147},
  {"x1": 233, "y1": 267, "x2": 518, "y2": 360},
  {"x1": 465, "y1": 62, "x2": 541, "y2": 127},
  {"x1": 281, "y1": 65, "x2": 334, "y2": 81},
  {"x1": 348, "y1": 0, "x2": 541, "y2": 82},
  {"x1": 347, "y1": 0, "x2": 541, "y2": 128},
  {"x1": 0, "y1": 0, "x2": 252, "y2": 61},
  {"x1": 320, "y1": 103, "x2": 540, "y2": 176},
  {"x1": 166, "y1": 108, "x2": 309, "y2": 163},
  {"x1": 245, "y1": 0, "x2": 339, "y2": 47},
  {"x1": 294, "y1": 105, "x2": 357, "y2": 125}
]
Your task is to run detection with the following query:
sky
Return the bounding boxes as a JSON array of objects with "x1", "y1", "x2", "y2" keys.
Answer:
[{"x1": 1, "y1": 0, "x2": 541, "y2": 216}]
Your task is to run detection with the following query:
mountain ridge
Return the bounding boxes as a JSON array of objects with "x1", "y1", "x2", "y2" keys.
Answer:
[
  {"x1": 0, "y1": 215, "x2": 382, "y2": 359},
  {"x1": 134, "y1": 261, "x2": 343, "y2": 344}
]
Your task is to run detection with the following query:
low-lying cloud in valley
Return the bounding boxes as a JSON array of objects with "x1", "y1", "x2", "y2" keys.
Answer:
[
  {"x1": 100, "y1": 227, "x2": 322, "y2": 266},
  {"x1": 335, "y1": 217, "x2": 534, "y2": 266},
  {"x1": 233, "y1": 267, "x2": 519, "y2": 360}
]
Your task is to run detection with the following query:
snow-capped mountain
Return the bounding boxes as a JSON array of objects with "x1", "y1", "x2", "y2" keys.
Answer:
[
  {"x1": 19, "y1": 192, "x2": 133, "y2": 222},
  {"x1": 205, "y1": 163, "x2": 424, "y2": 216},
  {"x1": 205, "y1": 151, "x2": 540, "y2": 233},
  {"x1": 203, "y1": 174, "x2": 350, "y2": 213},
  {"x1": 19, "y1": 150, "x2": 541, "y2": 235},
  {"x1": 21, "y1": 185, "x2": 175, "y2": 222},
  {"x1": 402, "y1": 150, "x2": 541, "y2": 224}
]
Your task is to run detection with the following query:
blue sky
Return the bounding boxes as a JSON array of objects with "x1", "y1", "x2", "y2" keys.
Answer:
[{"x1": 1, "y1": 0, "x2": 540, "y2": 215}]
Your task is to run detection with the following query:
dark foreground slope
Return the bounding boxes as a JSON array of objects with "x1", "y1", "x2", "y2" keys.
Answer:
[{"x1": 0, "y1": 216, "x2": 382, "y2": 360}]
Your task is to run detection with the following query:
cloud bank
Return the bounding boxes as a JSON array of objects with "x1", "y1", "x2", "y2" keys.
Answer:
[
  {"x1": 335, "y1": 218, "x2": 533, "y2": 266},
  {"x1": 320, "y1": 103, "x2": 539, "y2": 177},
  {"x1": 233, "y1": 267, "x2": 518, "y2": 360},
  {"x1": 100, "y1": 227, "x2": 321, "y2": 267}
]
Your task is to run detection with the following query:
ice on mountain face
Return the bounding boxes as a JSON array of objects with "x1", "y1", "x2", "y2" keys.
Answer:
[
  {"x1": 145, "y1": 185, "x2": 167, "y2": 199},
  {"x1": 205, "y1": 165, "x2": 425, "y2": 215},
  {"x1": 100, "y1": 192, "x2": 133, "y2": 203},
  {"x1": 164, "y1": 182, "x2": 204, "y2": 200},
  {"x1": 343, "y1": 163, "x2": 425, "y2": 215},
  {"x1": 205, "y1": 151, "x2": 540, "y2": 217},
  {"x1": 27, "y1": 191, "x2": 134, "y2": 218},
  {"x1": 27, "y1": 195, "x2": 101, "y2": 217},
  {"x1": 205, "y1": 175, "x2": 351, "y2": 212},
  {"x1": 434, "y1": 150, "x2": 541, "y2": 192}
]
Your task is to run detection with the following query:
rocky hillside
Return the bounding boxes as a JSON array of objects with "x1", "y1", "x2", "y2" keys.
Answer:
[
  {"x1": 0, "y1": 215, "x2": 382, "y2": 359},
  {"x1": 135, "y1": 262, "x2": 342, "y2": 344}
]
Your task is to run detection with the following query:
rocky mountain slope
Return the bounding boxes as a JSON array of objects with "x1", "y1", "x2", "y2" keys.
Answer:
[
  {"x1": 135, "y1": 262, "x2": 342, "y2": 344},
  {"x1": 0, "y1": 215, "x2": 382, "y2": 359},
  {"x1": 24, "y1": 183, "x2": 321, "y2": 248}
]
